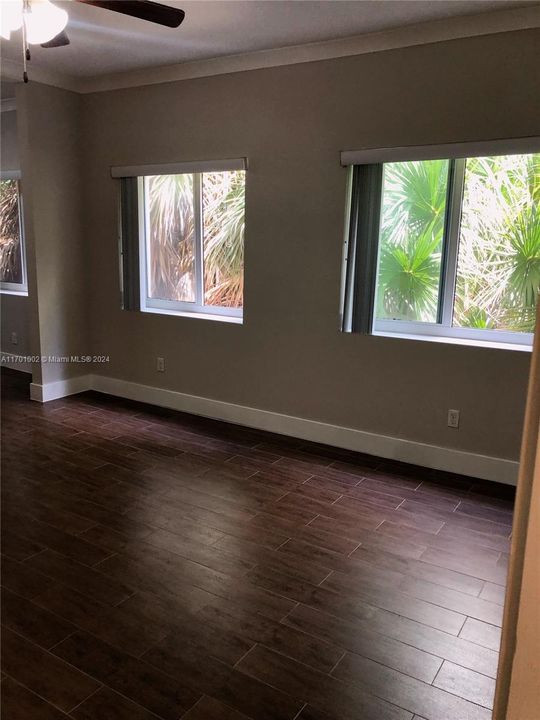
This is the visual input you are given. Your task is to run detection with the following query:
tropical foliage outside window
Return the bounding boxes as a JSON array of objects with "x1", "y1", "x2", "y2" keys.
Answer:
[
  {"x1": 377, "y1": 159, "x2": 449, "y2": 323},
  {"x1": 146, "y1": 173, "x2": 195, "y2": 303},
  {"x1": 454, "y1": 155, "x2": 539, "y2": 332},
  {"x1": 375, "y1": 153, "x2": 539, "y2": 335},
  {"x1": 0, "y1": 179, "x2": 25, "y2": 290},
  {"x1": 144, "y1": 170, "x2": 245, "y2": 315}
]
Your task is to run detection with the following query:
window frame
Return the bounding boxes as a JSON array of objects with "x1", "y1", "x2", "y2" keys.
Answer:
[
  {"x1": 0, "y1": 171, "x2": 28, "y2": 296},
  {"x1": 135, "y1": 167, "x2": 245, "y2": 322},
  {"x1": 342, "y1": 143, "x2": 540, "y2": 350}
]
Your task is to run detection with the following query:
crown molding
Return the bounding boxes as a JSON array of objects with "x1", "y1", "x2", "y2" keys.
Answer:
[
  {"x1": 0, "y1": 58, "x2": 80, "y2": 93},
  {"x1": 1, "y1": 5, "x2": 539, "y2": 95},
  {"x1": 75, "y1": 5, "x2": 540, "y2": 94}
]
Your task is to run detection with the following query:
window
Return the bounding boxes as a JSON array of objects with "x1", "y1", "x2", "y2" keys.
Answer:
[
  {"x1": 342, "y1": 148, "x2": 539, "y2": 348},
  {"x1": 117, "y1": 159, "x2": 246, "y2": 322},
  {"x1": 0, "y1": 176, "x2": 27, "y2": 294}
]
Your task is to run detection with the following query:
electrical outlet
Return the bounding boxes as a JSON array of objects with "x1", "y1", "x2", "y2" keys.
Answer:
[
  {"x1": 10, "y1": 332, "x2": 18, "y2": 345},
  {"x1": 447, "y1": 409, "x2": 460, "y2": 429},
  {"x1": 156, "y1": 357, "x2": 165, "y2": 372}
]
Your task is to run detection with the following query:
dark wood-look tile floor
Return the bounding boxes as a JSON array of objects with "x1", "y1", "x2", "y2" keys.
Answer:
[{"x1": 0, "y1": 368, "x2": 515, "y2": 720}]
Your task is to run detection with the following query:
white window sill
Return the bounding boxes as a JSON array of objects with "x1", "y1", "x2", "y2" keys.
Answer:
[
  {"x1": 373, "y1": 330, "x2": 532, "y2": 353},
  {"x1": 0, "y1": 288, "x2": 28, "y2": 297},
  {"x1": 141, "y1": 306, "x2": 243, "y2": 324}
]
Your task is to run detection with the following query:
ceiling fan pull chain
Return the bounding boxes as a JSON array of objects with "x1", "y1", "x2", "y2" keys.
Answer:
[
  {"x1": 10, "y1": 1, "x2": 184, "y2": 76},
  {"x1": 22, "y1": 0, "x2": 30, "y2": 82}
]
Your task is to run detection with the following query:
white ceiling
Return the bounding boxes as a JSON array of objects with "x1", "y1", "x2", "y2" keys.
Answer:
[{"x1": 0, "y1": 0, "x2": 537, "y2": 82}]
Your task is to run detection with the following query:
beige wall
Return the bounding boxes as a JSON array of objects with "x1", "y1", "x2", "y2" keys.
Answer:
[
  {"x1": 1, "y1": 294, "x2": 30, "y2": 357},
  {"x1": 79, "y1": 29, "x2": 538, "y2": 463},
  {"x1": 1, "y1": 109, "x2": 19, "y2": 171},
  {"x1": 1, "y1": 107, "x2": 31, "y2": 361},
  {"x1": 16, "y1": 83, "x2": 89, "y2": 384}
]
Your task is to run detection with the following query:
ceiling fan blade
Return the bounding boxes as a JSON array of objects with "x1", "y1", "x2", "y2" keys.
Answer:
[
  {"x1": 78, "y1": 0, "x2": 185, "y2": 28},
  {"x1": 41, "y1": 30, "x2": 71, "y2": 48}
]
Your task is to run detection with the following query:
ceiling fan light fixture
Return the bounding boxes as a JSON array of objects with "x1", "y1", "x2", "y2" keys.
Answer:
[
  {"x1": 24, "y1": 0, "x2": 68, "y2": 45},
  {"x1": 0, "y1": 0, "x2": 24, "y2": 40},
  {"x1": 2, "y1": 0, "x2": 185, "y2": 83}
]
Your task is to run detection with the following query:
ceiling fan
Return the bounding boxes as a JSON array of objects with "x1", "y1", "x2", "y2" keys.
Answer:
[{"x1": 0, "y1": 0, "x2": 185, "y2": 82}]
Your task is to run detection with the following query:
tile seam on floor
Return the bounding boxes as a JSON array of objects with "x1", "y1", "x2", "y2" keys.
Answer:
[{"x1": 1, "y1": 672, "x2": 96, "y2": 719}]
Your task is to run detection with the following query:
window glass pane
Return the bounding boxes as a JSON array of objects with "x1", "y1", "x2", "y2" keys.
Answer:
[
  {"x1": 375, "y1": 160, "x2": 449, "y2": 322},
  {"x1": 453, "y1": 153, "x2": 540, "y2": 333},
  {"x1": 0, "y1": 179, "x2": 23, "y2": 285},
  {"x1": 145, "y1": 174, "x2": 195, "y2": 302},
  {"x1": 202, "y1": 170, "x2": 245, "y2": 308}
]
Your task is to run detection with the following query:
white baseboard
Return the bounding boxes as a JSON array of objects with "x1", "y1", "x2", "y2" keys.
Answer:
[
  {"x1": 1, "y1": 352, "x2": 32, "y2": 374},
  {"x1": 91, "y1": 374, "x2": 518, "y2": 486},
  {"x1": 30, "y1": 374, "x2": 93, "y2": 403},
  {"x1": 29, "y1": 372, "x2": 518, "y2": 485}
]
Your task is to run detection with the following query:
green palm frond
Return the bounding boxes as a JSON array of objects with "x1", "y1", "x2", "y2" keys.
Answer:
[
  {"x1": 0, "y1": 180, "x2": 22, "y2": 284},
  {"x1": 203, "y1": 171, "x2": 245, "y2": 308},
  {"x1": 377, "y1": 229, "x2": 441, "y2": 321},
  {"x1": 146, "y1": 171, "x2": 245, "y2": 308},
  {"x1": 455, "y1": 306, "x2": 494, "y2": 329},
  {"x1": 147, "y1": 173, "x2": 195, "y2": 301},
  {"x1": 501, "y1": 204, "x2": 540, "y2": 309},
  {"x1": 376, "y1": 160, "x2": 447, "y2": 322},
  {"x1": 454, "y1": 153, "x2": 540, "y2": 332},
  {"x1": 381, "y1": 159, "x2": 448, "y2": 246}
]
